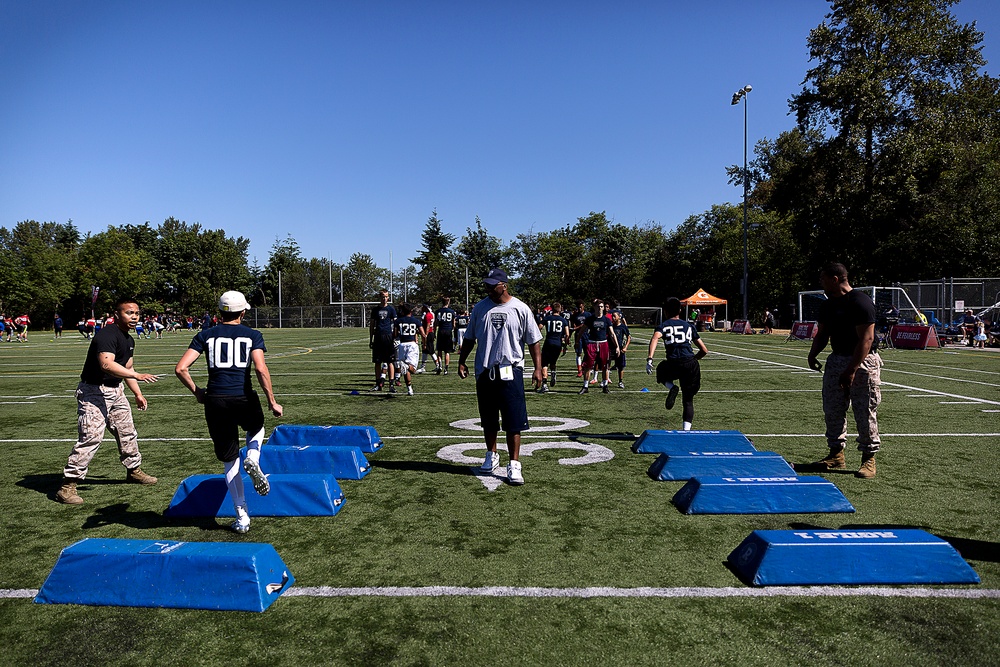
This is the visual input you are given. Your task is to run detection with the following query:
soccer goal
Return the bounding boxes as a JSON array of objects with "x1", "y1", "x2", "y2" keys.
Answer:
[
  {"x1": 798, "y1": 287, "x2": 922, "y2": 323},
  {"x1": 618, "y1": 305, "x2": 663, "y2": 328}
]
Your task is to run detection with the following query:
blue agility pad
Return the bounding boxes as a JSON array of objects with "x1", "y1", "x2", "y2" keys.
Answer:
[
  {"x1": 728, "y1": 529, "x2": 981, "y2": 586},
  {"x1": 632, "y1": 429, "x2": 757, "y2": 454},
  {"x1": 243, "y1": 445, "x2": 370, "y2": 480},
  {"x1": 648, "y1": 451, "x2": 795, "y2": 481},
  {"x1": 164, "y1": 473, "x2": 345, "y2": 517},
  {"x1": 35, "y1": 538, "x2": 294, "y2": 611},
  {"x1": 672, "y1": 476, "x2": 855, "y2": 514},
  {"x1": 267, "y1": 424, "x2": 383, "y2": 453}
]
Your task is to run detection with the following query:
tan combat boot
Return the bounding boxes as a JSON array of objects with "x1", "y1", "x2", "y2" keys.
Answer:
[
  {"x1": 56, "y1": 479, "x2": 84, "y2": 505},
  {"x1": 819, "y1": 448, "x2": 846, "y2": 470},
  {"x1": 856, "y1": 453, "x2": 877, "y2": 479},
  {"x1": 126, "y1": 468, "x2": 158, "y2": 485}
]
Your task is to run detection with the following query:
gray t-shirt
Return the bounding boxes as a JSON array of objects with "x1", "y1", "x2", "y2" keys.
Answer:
[{"x1": 465, "y1": 295, "x2": 543, "y2": 378}]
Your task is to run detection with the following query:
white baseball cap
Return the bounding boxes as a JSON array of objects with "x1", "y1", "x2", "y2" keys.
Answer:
[{"x1": 219, "y1": 290, "x2": 250, "y2": 313}]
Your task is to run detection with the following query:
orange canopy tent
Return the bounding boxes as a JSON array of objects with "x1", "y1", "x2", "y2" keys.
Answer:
[{"x1": 680, "y1": 289, "x2": 728, "y2": 328}]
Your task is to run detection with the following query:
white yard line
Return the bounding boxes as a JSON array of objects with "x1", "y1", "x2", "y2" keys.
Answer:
[{"x1": 4, "y1": 586, "x2": 996, "y2": 600}]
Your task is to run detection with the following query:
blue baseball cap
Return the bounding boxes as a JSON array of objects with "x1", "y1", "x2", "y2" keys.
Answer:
[{"x1": 483, "y1": 268, "x2": 508, "y2": 285}]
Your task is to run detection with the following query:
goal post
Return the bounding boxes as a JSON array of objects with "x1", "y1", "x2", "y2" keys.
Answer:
[{"x1": 618, "y1": 305, "x2": 663, "y2": 328}]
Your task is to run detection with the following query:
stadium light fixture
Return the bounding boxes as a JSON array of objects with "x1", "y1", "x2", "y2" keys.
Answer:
[{"x1": 731, "y1": 84, "x2": 752, "y2": 320}]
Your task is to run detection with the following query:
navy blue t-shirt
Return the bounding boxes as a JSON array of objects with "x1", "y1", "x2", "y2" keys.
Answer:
[
  {"x1": 371, "y1": 304, "x2": 397, "y2": 340},
  {"x1": 434, "y1": 307, "x2": 456, "y2": 335},
  {"x1": 542, "y1": 313, "x2": 569, "y2": 346},
  {"x1": 189, "y1": 323, "x2": 266, "y2": 396},
  {"x1": 395, "y1": 315, "x2": 421, "y2": 343},
  {"x1": 656, "y1": 318, "x2": 699, "y2": 359},
  {"x1": 584, "y1": 313, "x2": 610, "y2": 343}
]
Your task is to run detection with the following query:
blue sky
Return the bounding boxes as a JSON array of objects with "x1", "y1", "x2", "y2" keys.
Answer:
[{"x1": 2, "y1": 1, "x2": 997, "y2": 269}]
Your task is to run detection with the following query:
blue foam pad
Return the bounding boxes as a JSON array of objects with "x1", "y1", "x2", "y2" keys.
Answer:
[
  {"x1": 632, "y1": 429, "x2": 757, "y2": 454},
  {"x1": 267, "y1": 424, "x2": 383, "y2": 453},
  {"x1": 648, "y1": 451, "x2": 795, "y2": 481},
  {"x1": 729, "y1": 529, "x2": 981, "y2": 586},
  {"x1": 35, "y1": 538, "x2": 294, "y2": 611},
  {"x1": 164, "y1": 473, "x2": 345, "y2": 517},
  {"x1": 672, "y1": 476, "x2": 855, "y2": 514},
  {"x1": 243, "y1": 445, "x2": 370, "y2": 480}
]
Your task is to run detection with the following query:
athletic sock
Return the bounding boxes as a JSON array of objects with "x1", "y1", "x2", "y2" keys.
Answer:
[
  {"x1": 224, "y1": 458, "x2": 246, "y2": 508},
  {"x1": 682, "y1": 421, "x2": 692, "y2": 431},
  {"x1": 246, "y1": 427, "x2": 265, "y2": 465}
]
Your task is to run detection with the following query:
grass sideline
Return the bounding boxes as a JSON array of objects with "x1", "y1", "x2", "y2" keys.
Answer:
[{"x1": 0, "y1": 328, "x2": 998, "y2": 665}]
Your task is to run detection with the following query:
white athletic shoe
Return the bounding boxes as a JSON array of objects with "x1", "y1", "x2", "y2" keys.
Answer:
[
  {"x1": 507, "y1": 460, "x2": 524, "y2": 485},
  {"x1": 480, "y1": 451, "x2": 500, "y2": 473},
  {"x1": 243, "y1": 457, "x2": 270, "y2": 496},
  {"x1": 407, "y1": 385, "x2": 414, "y2": 396},
  {"x1": 231, "y1": 505, "x2": 250, "y2": 534}
]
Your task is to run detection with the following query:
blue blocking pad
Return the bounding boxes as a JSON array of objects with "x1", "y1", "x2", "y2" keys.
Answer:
[
  {"x1": 35, "y1": 538, "x2": 294, "y2": 611},
  {"x1": 672, "y1": 476, "x2": 855, "y2": 514},
  {"x1": 632, "y1": 429, "x2": 757, "y2": 454},
  {"x1": 267, "y1": 424, "x2": 383, "y2": 453},
  {"x1": 729, "y1": 529, "x2": 981, "y2": 586},
  {"x1": 164, "y1": 473, "x2": 345, "y2": 517},
  {"x1": 648, "y1": 451, "x2": 795, "y2": 481},
  {"x1": 243, "y1": 445, "x2": 370, "y2": 480}
]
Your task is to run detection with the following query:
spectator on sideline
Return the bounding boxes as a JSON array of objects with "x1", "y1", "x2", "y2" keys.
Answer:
[
  {"x1": 646, "y1": 297, "x2": 709, "y2": 430},
  {"x1": 56, "y1": 297, "x2": 159, "y2": 505},
  {"x1": 54, "y1": 313, "x2": 64, "y2": 338},
  {"x1": 457, "y1": 268, "x2": 543, "y2": 485},
  {"x1": 175, "y1": 290, "x2": 283, "y2": 534},
  {"x1": 798, "y1": 262, "x2": 883, "y2": 479}
]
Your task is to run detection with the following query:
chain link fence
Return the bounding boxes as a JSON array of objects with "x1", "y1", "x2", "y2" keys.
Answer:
[{"x1": 898, "y1": 277, "x2": 1000, "y2": 323}]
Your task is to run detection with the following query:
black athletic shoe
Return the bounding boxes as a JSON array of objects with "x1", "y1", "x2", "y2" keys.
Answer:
[
  {"x1": 602, "y1": 384, "x2": 610, "y2": 394},
  {"x1": 550, "y1": 372, "x2": 556, "y2": 387},
  {"x1": 665, "y1": 385, "x2": 679, "y2": 410},
  {"x1": 578, "y1": 386, "x2": 589, "y2": 395}
]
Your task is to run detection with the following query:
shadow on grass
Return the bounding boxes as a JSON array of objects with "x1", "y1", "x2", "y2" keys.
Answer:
[
  {"x1": 936, "y1": 535, "x2": 1000, "y2": 563},
  {"x1": 370, "y1": 460, "x2": 472, "y2": 476},
  {"x1": 81, "y1": 503, "x2": 225, "y2": 531},
  {"x1": 17, "y1": 473, "x2": 141, "y2": 502}
]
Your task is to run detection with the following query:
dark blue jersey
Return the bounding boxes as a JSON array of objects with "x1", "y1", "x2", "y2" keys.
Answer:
[
  {"x1": 371, "y1": 304, "x2": 397, "y2": 339},
  {"x1": 656, "y1": 318, "x2": 699, "y2": 359},
  {"x1": 434, "y1": 307, "x2": 457, "y2": 334},
  {"x1": 456, "y1": 313, "x2": 470, "y2": 329},
  {"x1": 395, "y1": 315, "x2": 421, "y2": 343},
  {"x1": 542, "y1": 313, "x2": 569, "y2": 346},
  {"x1": 613, "y1": 322, "x2": 630, "y2": 348},
  {"x1": 584, "y1": 313, "x2": 610, "y2": 343},
  {"x1": 189, "y1": 323, "x2": 267, "y2": 396}
]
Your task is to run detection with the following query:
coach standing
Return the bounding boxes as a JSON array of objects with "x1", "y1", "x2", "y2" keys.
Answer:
[
  {"x1": 800, "y1": 262, "x2": 883, "y2": 479},
  {"x1": 56, "y1": 297, "x2": 159, "y2": 505},
  {"x1": 457, "y1": 269, "x2": 543, "y2": 485}
]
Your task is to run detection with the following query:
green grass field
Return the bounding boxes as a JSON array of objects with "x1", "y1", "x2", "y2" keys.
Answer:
[{"x1": 1, "y1": 328, "x2": 998, "y2": 666}]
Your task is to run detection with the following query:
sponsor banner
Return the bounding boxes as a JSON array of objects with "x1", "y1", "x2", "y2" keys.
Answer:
[
  {"x1": 889, "y1": 324, "x2": 940, "y2": 350},
  {"x1": 789, "y1": 321, "x2": 817, "y2": 340},
  {"x1": 730, "y1": 319, "x2": 752, "y2": 334}
]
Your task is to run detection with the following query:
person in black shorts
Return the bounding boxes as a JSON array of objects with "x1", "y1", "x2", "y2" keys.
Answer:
[
  {"x1": 647, "y1": 297, "x2": 709, "y2": 430},
  {"x1": 368, "y1": 289, "x2": 397, "y2": 390},
  {"x1": 175, "y1": 290, "x2": 283, "y2": 534},
  {"x1": 538, "y1": 301, "x2": 570, "y2": 393}
]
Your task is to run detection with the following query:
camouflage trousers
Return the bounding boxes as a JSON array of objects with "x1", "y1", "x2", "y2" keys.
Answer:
[
  {"x1": 823, "y1": 352, "x2": 883, "y2": 454},
  {"x1": 63, "y1": 382, "x2": 142, "y2": 480}
]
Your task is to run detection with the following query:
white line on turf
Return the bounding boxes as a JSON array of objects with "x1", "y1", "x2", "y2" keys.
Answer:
[{"x1": 3, "y1": 586, "x2": 997, "y2": 599}]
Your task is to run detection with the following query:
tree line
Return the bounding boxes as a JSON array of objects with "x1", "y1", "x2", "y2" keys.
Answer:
[{"x1": 2, "y1": 0, "x2": 997, "y2": 328}]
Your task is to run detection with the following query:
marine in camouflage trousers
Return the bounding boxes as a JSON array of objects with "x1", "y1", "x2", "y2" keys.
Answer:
[
  {"x1": 822, "y1": 352, "x2": 882, "y2": 454},
  {"x1": 63, "y1": 382, "x2": 143, "y2": 480}
]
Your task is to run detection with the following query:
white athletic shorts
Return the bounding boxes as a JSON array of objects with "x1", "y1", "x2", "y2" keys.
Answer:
[{"x1": 397, "y1": 341, "x2": 419, "y2": 369}]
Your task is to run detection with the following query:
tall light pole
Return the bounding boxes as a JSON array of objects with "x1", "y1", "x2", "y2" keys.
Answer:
[{"x1": 731, "y1": 84, "x2": 752, "y2": 321}]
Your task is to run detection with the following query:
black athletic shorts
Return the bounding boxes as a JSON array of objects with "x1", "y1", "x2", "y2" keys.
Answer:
[
  {"x1": 475, "y1": 366, "x2": 529, "y2": 434},
  {"x1": 656, "y1": 357, "x2": 701, "y2": 395},
  {"x1": 371, "y1": 336, "x2": 395, "y2": 364},
  {"x1": 423, "y1": 331, "x2": 436, "y2": 353},
  {"x1": 435, "y1": 332, "x2": 454, "y2": 354},
  {"x1": 541, "y1": 342, "x2": 562, "y2": 367},
  {"x1": 204, "y1": 392, "x2": 265, "y2": 463}
]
